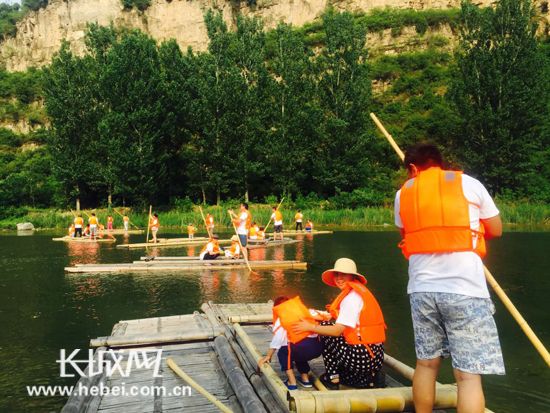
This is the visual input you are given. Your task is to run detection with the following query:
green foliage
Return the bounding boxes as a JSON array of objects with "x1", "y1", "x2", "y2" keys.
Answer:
[
  {"x1": 122, "y1": 0, "x2": 150, "y2": 11},
  {"x1": 0, "y1": 67, "x2": 46, "y2": 125},
  {"x1": 22, "y1": 0, "x2": 48, "y2": 11},
  {"x1": 448, "y1": 0, "x2": 550, "y2": 198},
  {"x1": 0, "y1": 3, "x2": 23, "y2": 40}
]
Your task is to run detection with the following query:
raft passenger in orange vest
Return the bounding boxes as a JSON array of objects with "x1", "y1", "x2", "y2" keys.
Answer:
[
  {"x1": 89, "y1": 213, "x2": 99, "y2": 239},
  {"x1": 258, "y1": 296, "x2": 324, "y2": 390},
  {"x1": 248, "y1": 222, "x2": 260, "y2": 240},
  {"x1": 224, "y1": 236, "x2": 241, "y2": 259},
  {"x1": 200, "y1": 234, "x2": 221, "y2": 261},
  {"x1": 123, "y1": 214, "x2": 130, "y2": 231},
  {"x1": 206, "y1": 213, "x2": 214, "y2": 232},
  {"x1": 229, "y1": 203, "x2": 251, "y2": 257},
  {"x1": 83, "y1": 225, "x2": 90, "y2": 237},
  {"x1": 149, "y1": 213, "x2": 159, "y2": 243},
  {"x1": 305, "y1": 220, "x2": 313, "y2": 231},
  {"x1": 68, "y1": 224, "x2": 76, "y2": 237},
  {"x1": 107, "y1": 215, "x2": 114, "y2": 230},
  {"x1": 395, "y1": 144, "x2": 504, "y2": 413},
  {"x1": 74, "y1": 215, "x2": 84, "y2": 237},
  {"x1": 292, "y1": 258, "x2": 386, "y2": 390},
  {"x1": 187, "y1": 223, "x2": 197, "y2": 239},
  {"x1": 257, "y1": 226, "x2": 266, "y2": 240},
  {"x1": 295, "y1": 210, "x2": 304, "y2": 231}
]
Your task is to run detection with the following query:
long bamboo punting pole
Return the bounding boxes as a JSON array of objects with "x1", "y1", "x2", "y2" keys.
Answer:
[
  {"x1": 199, "y1": 206, "x2": 212, "y2": 238},
  {"x1": 263, "y1": 197, "x2": 285, "y2": 233},
  {"x1": 167, "y1": 358, "x2": 233, "y2": 413},
  {"x1": 370, "y1": 112, "x2": 550, "y2": 368},
  {"x1": 113, "y1": 208, "x2": 140, "y2": 230},
  {"x1": 146, "y1": 205, "x2": 152, "y2": 244}
]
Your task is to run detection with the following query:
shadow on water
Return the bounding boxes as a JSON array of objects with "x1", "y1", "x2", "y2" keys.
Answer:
[{"x1": 0, "y1": 227, "x2": 549, "y2": 412}]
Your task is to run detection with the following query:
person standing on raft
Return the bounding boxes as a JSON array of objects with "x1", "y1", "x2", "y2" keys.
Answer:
[
  {"x1": 259, "y1": 296, "x2": 324, "y2": 390},
  {"x1": 228, "y1": 203, "x2": 251, "y2": 258},
  {"x1": 295, "y1": 210, "x2": 304, "y2": 231},
  {"x1": 395, "y1": 144, "x2": 504, "y2": 413},
  {"x1": 149, "y1": 213, "x2": 159, "y2": 243},
  {"x1": 123, "y1": 214, "x2": 130, "y2": 231},
  {"x1": 89, "y1": 213, "x2": 99, "y2": 239},
  {"x1": 206, "y1": 213, "x2": 215, "y2": 233},
  {"x1": 292, "y1": 258, "x2": 386, "y2": 390},
  {"x1": 187, "y1": 223, "x2": 197, "y2": 239},
  {"x1": 107, "y1": 215, "x2": 114, "y2": 230},
  {"x1": 74, "y1": 214, "x2": 84, "y2": 237},
  {"x1": 271, "y1": 206, "x2": 284, "y2": 241}
]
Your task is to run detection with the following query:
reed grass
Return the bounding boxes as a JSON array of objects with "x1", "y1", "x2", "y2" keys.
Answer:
[{"x1": 1, "y1": 202, "x2": 548, "y2": 230}]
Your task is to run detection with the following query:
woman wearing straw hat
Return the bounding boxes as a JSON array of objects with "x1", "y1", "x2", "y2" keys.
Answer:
[{"x1": 292, "y1": 258, "x2": 387, "y2": 390}]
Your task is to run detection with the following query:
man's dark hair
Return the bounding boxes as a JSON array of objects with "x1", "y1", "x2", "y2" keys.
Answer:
[
  {"x1": 404, "y1": 143, "x2": 443, "y2": 172},
  {"x1": 241, "y1": 203, "x2": 249, "y2": 210},
  {"x1": 274, "y1": 296, "x2": 290, "y2": 307}
]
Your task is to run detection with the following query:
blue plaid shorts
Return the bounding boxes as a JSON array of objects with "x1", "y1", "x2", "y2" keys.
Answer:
[{"x1": 410, "y1": 292, "x2": 505, "y2": 375}]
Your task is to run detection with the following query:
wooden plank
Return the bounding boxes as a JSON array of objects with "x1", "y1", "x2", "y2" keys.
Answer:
[
  {"x1": 117, "y1": 239, "x2": 230, "y2": 249},
  {"x1": 53, "y1": 237, "x2": 116, "y2": 243}
]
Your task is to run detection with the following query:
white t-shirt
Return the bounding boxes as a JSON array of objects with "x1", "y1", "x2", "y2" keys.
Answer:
[
  {"x1": 270, "y1": 309, "x2": 320, "y2": 349},
  {"x1": 394, "y1": 174, "x2": 500, "y2": 298},
  {"x1": 237, "y1": 212, "x2": 248, "y2": 235},
  {"x1": 335, "y1": 291, "x2": 363, "y2": 328},
  {"x1": 271, "y1": 212, "x2": 283, "y2": 226},
  {"x1": 199, "y1": 241, "x2": 217, "y2": 260}
]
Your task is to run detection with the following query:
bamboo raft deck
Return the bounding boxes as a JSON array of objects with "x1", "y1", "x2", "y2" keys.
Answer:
[
  {"x1": 65, "y1": 260, "x2": 307, "y2": 273},
  {"x1": 117, "y1": 238, "x2": 229, "y2": 249},
  {"x1": 64, "y1": 301, "x2": 458, "y2": 413},
  {"x1": 247, "y1": 239, "x2": 302, "y2": 249},
  {"x1": 279, "y1": 230, "x2": 333, "y2": 235},
  {"x1": 53, "y1": 237, "x2": 117, "y2": 243}
]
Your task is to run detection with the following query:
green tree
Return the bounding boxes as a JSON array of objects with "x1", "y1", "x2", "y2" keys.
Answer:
[
  {"x1": 42, "y1": 41, "x2": 102, "y2": 209},
  {"x1": 449, "y1": 0, "x2": 550, "y2": 197}
]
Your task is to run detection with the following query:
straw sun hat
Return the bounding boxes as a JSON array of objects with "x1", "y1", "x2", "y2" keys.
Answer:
[
  {"x1": 322, "y1": 258, "x2": 367, "y2": 287},
  {"x1": 231, "y1": 235, "x2": 239, "y2": 241}
]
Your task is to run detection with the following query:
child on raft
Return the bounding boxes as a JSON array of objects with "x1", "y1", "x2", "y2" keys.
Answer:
[
  {"x1": 258, "y1": 296, "x2": 324, "y2": 390},
  {"x1": 224, "y1": 236, "x2": 241, "y2": 259},
  {"x1": 292, "y1": 258, "x2": 386, "y2": 389}
]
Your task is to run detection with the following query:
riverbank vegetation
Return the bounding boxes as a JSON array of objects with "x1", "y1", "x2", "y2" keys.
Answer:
[{"x1": 0, "y1": 0, "x2": 549, "y2": 218}]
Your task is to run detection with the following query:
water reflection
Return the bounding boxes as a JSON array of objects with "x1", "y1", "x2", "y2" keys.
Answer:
[{"x1": 67, "y1": 241, "x2": 101, "y2": 266}]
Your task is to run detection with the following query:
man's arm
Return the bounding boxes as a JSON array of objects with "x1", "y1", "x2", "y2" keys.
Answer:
[{"x1": 481, "y1": 215, "x2": 502, "y2": 240}]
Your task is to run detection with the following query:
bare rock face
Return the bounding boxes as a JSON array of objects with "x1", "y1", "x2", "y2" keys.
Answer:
[
  {"x1": 17, "y1": 222, "x2": 35, "y2": 230},
  {"x1": 0, "y1": 0, "x2": 492, "y2": 71}
]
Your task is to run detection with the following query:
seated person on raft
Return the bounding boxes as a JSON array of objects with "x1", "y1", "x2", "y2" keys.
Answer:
[
  {"x1": 292, "y1": 258, "x2": 387, "y2": 390},
  {"x1": 224, "y1": 236, "x2": 241, "y2": 259},
  {"x1": 258, "y1": 296, "x2": 324, "y2": 390},
  {"x1": 257, "y1": 226, "x2": 266, "y2": 240},
  {"x1": 305, "y1": 220, "x2": 313, "y2": 231},
  {"x1": 200, "y1": 234, "x2": 221, "y2": 260},
  {"x1": 249, "y1": 222, "x2": 260, "y2": 240}
]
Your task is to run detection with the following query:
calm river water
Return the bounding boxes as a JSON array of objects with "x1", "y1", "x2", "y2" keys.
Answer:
[{"x1": 0, "y1": 228, "x2": 549, "y2": 412}]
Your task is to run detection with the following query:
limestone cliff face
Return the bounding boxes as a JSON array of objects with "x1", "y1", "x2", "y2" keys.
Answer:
[{"x1": 0, "y1": 0, "x2": 477, "y2": 71}]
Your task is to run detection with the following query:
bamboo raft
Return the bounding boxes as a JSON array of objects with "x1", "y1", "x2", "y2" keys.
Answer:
[
  {"x1": 280, "y1": 230, "x2": 333, "y2": 235},
  {"x1": 247, "y1": 239, "x2": 302, "y2": 249},
  {"x1": 65, "y1": 260, "x2": 307, "y2": 273},
  {"x1": 63, "y1": 301, "x2": 458, "y2": 413},
  {"x1": 116, "y1": 238, "x2": 229, "y2": 249},
  {"x1": 53, "y1": 236, "x2": 116, "y2": 243}
]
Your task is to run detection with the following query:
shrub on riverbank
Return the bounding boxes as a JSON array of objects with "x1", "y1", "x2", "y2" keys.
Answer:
[{"x1": 1, "y1": 202, "x2": 548, "y2": 230}]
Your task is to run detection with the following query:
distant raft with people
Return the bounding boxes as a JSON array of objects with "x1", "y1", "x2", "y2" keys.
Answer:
[
  {"x1": 247, "y1": 238, "x2": 302, "y2": 249},
  {"x1": 116, "y1": 237, "x2": 233, "y2": 249},
  {"x1": 52, "y1": 236, "x2": 116, "y2": 243}
]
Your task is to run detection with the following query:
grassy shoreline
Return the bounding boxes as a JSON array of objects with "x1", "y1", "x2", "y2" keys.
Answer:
[{"x1": 1, "y1": 202, "x2": 549, "y2": 230}]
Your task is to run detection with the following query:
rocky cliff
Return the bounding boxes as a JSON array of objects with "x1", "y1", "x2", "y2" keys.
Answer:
[{"x1": 0, "y1": 0, "x2": 482, "y2": 71}]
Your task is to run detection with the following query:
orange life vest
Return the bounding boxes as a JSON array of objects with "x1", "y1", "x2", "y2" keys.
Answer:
[
  {"x1": 249, "y1": 225, "x2": 258, "y2": 237},
  {"x1": 68, "y1": 226, "x2": 75, "y2": 235},
  {"x1": 200, "y1": 241, "x2": 220, "y2": 255},
  {"x1": 273, "y1": 210, "x2": 283, "y2": 222},
  {"x1": 245, "y1": 211, "x2": 251, "y2": 229},
  {"x1": 107, "y1": 216, "x2": 113, "y2": 223},
  {"x1": 207, "y1": 216, "x2": 214, "y2": 226},
  {"x1": 150, "y1": 218, "x2": 159, "y2": 229},
  {"x1": 75, "y1": 217, "x2": 84, "y2": 226},
  {"x1": 89, "y1": 216, "x2": 98, "y2": 225},
  {"x1": 273, "y1": 296, "x2": 318, "y2": 345},
  {"x1": 305, "y1": 221, "x2": 313, "y2": 229},
  {"x1": 123, "y1": 216, "x2": 130, "y2": 222},
  {"x1": 187, "y1": 225, "x2": 196, "y2": 234},
  {"x1": 328, "y1": 281, "x2": 386, "y2": 348},
  {"x1": 228, "y1": 242, "x2": 240, "y2": 256},
  {"x1": 83, "y1": 227, "x2": 90, "y2": 235},
  {"x1": 398, "y1": 168, "x2": 486, "y2": 259},
  {"x1": 257, "y1": 230, "x2": 265, "y2": 240},
  {"x1": 295, "y1": 213, "x2": 303, "y2": 221}
]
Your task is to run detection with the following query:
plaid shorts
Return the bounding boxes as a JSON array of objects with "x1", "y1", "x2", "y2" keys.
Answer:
[{"x1": 410, "y1": 292, "x2": 505, "y2": 375}]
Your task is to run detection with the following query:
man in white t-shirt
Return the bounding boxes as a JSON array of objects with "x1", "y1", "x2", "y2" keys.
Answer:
[
  {"x1": 229, "y1": 203, "x2": 250, "y2": 258},
  {"x1": 395, "y1": 144, "x2": 504, "y2": 413}
]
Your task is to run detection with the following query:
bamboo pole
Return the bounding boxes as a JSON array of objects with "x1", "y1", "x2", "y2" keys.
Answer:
[
  {"x1": 167, "y1": 358, "x2": 233, "y2": 413},
  {"x1": 90, "y1": 327, "x2": 223, "y2": 347},
  {"x1": 264, "y1": 197, "x2": 285, "y2": 233},
  {"x1": 233, "y1": 323, "x2": 289, "y2": 408},
  {"x1": 146, "y1": 205, "x2": 152, "y2": 244},
  {"x1": 199, "y1": 206, "x2": 212, "y2": 238},
  {"x1": 228, "y1": 212, "x2": 255, "y2": 274},
  {"x1": 370, "y1": 112, "x2": 550, "y2": 368},
  {"x1": 113, "y1": 208, "x2": 140, "y2": 230}
]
